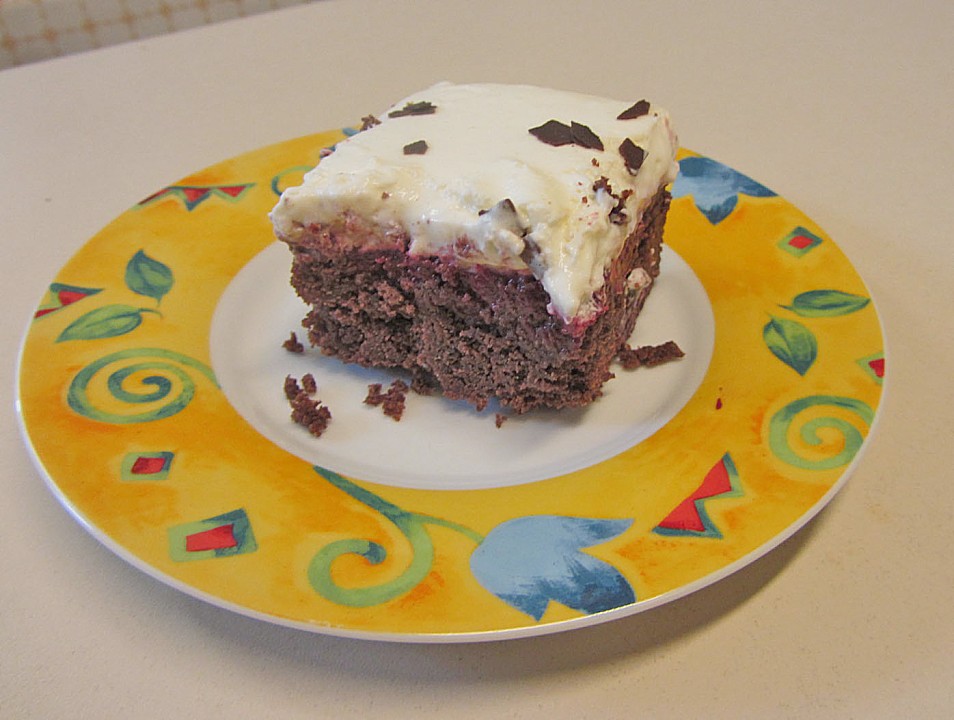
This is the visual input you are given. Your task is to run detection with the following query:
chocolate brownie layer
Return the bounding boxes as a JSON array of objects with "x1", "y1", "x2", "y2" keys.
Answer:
[{"x1": 286, "y1": 188, "x2": 670, "y2": 414}]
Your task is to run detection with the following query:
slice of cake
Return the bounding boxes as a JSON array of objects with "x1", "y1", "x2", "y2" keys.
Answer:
[{"x1": 270, "y1": 82, "x2": 679, "y2": 414}]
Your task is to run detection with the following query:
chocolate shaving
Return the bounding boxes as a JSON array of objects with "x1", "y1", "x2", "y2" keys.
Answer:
[
  {"x1": 388, "y1": 101, "x2": 437, "y2": 118},
  {"x1": 570, "y1": 122, "x2": 604, "y2": 151},
  {"x1": 403, "y1": 140, "x2": 429, "y2": 155},
  {"x1": 619, "y1": 138, "x2": 646, "y2": 174},
  {"x1": 530, "y1": 119, "x2": 604, "y2": 151},
  {"x1": 479, "y1": 198, "x2": 516, "y2": 216},
  {"x1": 617, "y1": 340, "x2": 684, "y2": 370},
  {"x1": 519, "y1": 236, "x2": 542, "y2": 266},
  {"x1": 282, "y1": 331, "x2": 304, "y2": 353},
  {"x1": 360, "y1": 114, "x2": 381, "y2": 130},
  {"x1": 593, "y1": 177, "x2": 631, "y2": 224},
  {"x1": 617, "y1": 99, "x2": 651, "y2": 120},
  {"x1": 529, "y1": 119, "x2": 574, "y2": 146},
  {"x1": 497, "y1": 197, "x2": 516, "y2": 213},
  {"x1": 610, "y1": 188, "x2": 633, "y2": 225}
]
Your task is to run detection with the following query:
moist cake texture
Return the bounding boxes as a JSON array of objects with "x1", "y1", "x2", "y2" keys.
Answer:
[{"x1": 270, "y1": 82, "x2": 679, "y2": 413}]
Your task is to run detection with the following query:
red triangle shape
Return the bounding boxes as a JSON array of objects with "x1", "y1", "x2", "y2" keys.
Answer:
[
  {"x1": 180, "y1": 187, "x2": 211, "y2": 204},
  {"x1": 138, "y1": 187, "x2": 171, "y2": 205},
  {"x1": 57, "y1": 289, "x2": 88, "y2": 306},
  {"x1": 217, "y1": 184, "x2": 248, "y2": 198},
  {"x1": 657, "y1": 456, "x2": 733, "y2": 532},
  {"x1": 185, "y1": 524, "x2": 237, "y2": 552},
  {"x1": 662, "y1": 496, "x2": 707, "y2": 532}
]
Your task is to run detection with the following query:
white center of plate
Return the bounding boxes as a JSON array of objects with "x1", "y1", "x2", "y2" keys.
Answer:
[{"x1": 210, "y1": 242, "x2": 714, "y2": 490}]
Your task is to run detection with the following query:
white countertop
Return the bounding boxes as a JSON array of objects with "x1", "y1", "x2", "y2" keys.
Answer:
[{"x1": 2, "y1": 1, "x2": 952, "y2": 717}]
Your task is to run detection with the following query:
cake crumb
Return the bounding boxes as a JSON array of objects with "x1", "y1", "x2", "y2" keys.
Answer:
[
  {"x1": 365, "y1": 383, "x2": 383, "y2": 402},
  {"x1": 282, "y1": 332, "x2": 305, "y2": 353},
  {"x1": 365, "y1": 379, "x2": 409, "y2": 421},
  {"x1": 495, "y1": 413, "x2": 509, "y2": 428},
  {"x1": 284, "y1": 374, "x2": 302, "y2": 401},
  {"x1": 301, "y1": 373, "x2": 318, "y2": 394},
  {"x1": 618, "y1": 340, "x2": 684, "y2": 370},
  {"x1": 286, "y1": 375, "x2": 332, "y2": 437}
]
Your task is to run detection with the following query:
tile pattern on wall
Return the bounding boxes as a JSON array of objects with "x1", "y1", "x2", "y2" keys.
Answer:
[{"x1": 0, "y1": 0, "x2": 312, "y2": 69}]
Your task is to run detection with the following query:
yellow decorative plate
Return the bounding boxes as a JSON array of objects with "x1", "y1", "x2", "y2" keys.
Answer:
[{"x1": 17, "y1": 130, "x2": 885, "y2": 642}]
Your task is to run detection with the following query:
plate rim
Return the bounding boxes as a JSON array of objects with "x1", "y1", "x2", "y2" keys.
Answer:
[{"x1": 14, "y1": 136, "x2": 888, "y2": 642}]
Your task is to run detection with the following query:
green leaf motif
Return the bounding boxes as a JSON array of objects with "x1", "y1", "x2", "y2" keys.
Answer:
[
  {"x1": 764, "y1": 316, "x2": 817, "y2": 375},
  {"x1": 126, "y1": 250, "x2": 174, "y2": 304},
  {"x1": 56, "y1": 304, "x2": 156, "y2": 342},
  {"x1": 782, "y1": 289, "x2": 870, "y2": 318}
]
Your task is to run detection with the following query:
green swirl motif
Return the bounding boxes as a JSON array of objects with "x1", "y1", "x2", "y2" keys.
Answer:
[
  {"x1": 67, "y1": 347, "x2": 218, "y2": 424},
  {"x1": 307, "y1": 467, "x2": 482, "y2": 608},
  {"x1": 768, "y1": 394, "x2": 874, "y2": 470},
  {"x1": 270, "y1": 165, "x2": 313, "y2": 197}
]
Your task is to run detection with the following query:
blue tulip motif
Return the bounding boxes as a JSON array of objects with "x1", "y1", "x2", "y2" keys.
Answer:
[
  {"x1": 470, "y1": 515, "x2": 636, "y2": 620},
  {"x1": 672, "y1": 155, "x2": 776, "y2": 224}
]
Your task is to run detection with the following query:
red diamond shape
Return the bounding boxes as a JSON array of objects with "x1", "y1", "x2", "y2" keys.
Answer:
[
  {"x1": 130, "y1": 456, "x2": 168, "y2": 475},
  {"x1": 868, "y1": 357, "x2": 885, "y2": 378},
  {"x1": 788, "y1": 234, "x2": 815, "y2": 249}
]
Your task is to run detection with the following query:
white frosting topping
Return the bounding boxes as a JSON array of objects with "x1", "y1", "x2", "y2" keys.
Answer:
[{"x1": 270, "y1": 82, "x2": 678, "y2": 321}]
